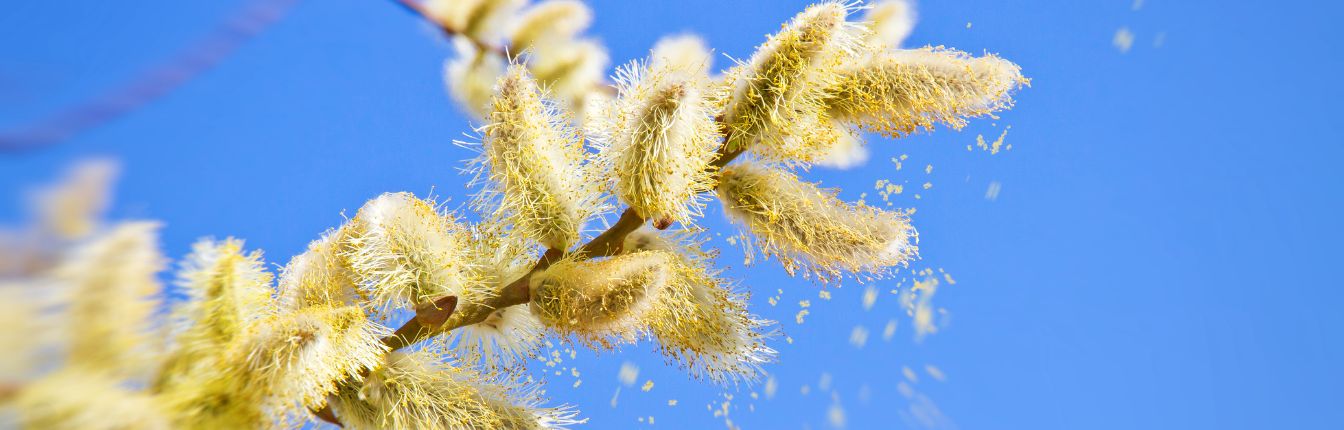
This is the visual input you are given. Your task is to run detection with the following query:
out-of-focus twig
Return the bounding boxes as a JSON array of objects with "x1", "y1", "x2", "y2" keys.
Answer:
[{"x1": 0, "y1": 0, "x2": 302, "y2": 152}]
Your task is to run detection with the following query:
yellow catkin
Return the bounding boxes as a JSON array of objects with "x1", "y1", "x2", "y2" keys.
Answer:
[
  {"x1": 717, "y1": 163, "x2": 918, "y2": 281},
  {"x1": 597, "y1": 58, "x2": 720, "y2": 223},
  {"x1": 862, "y1": 0, "x2": 917, "y2": 50},
  {"x1": 623, "y1": 229, "x2": 777, "y2": 384},
  {"x1": 826, "y1": 47, "x2": 1027, "y2": 137},
  {"x1": 528, "y1": 251, "x2": 674, "y2": 348},
  {"x1": 345, "y1": 192, "x2": 486, "y2": 312},
  {"x1": 650, "y1": 34, "x2": 714, "y2": 77},
  {"x1": 277, "y1": 226, "x2": 361, "y2": 310},
  {"x1": 162, "y1": 305, "x2": 386, "y2": 428},
  {"x1": 330, "y1": 350, "x2": 578, "y2": 430},
  {"x1": 55, "y1": 221, "x2": 164, "y2": 376},
  {"x1": 509, "y1": 0, "x2": 593, "y2": 53},
  {"x1": 32, "y1": 159, "x2": 118, "y2": 239},
  {"x1": 158, "y1": 238, "x2": 275, "y2": 391},
  {"x1": 423, "y1": 0, "x2": 525, "y2": 42},
  {"x1": 529, "y1": 39, "x2": 609, "y2": 109},
  {"x1": 15, "y1": 370, "x2": 171, "y2": 430},
  {"x1": 719, "y1": 1, "x2": 858, "y2": 163},
  {"x1": 446, "y1": 40, "x2": 508, "y2": 119},
  {"x1": 479, "y1": 66, "x2": 598, "y2": 250}
]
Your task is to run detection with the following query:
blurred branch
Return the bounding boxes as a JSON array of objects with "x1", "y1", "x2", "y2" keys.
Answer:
[
  {"x1": 391, "y1": 0, "x2": 517, "y2": 61},
  {"x1": 0, "y1": 0, "x2": 301, "y2": 152}
]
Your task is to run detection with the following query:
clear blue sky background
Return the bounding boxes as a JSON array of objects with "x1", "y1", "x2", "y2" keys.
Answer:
[{"x1": 3, "y1": 0, "x2": 1342, "y2": 429}]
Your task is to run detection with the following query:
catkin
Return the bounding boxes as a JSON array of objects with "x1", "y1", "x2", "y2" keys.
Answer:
[
  {"x1": 717, "y1": 162, "x2": 918, "y2": 281},
  {"x1": 597, "y1": 58, "x2": 720, "y2": 223},
  {"x1": 719, "y1": 1, "x2": 858, "y2": 164},
  {"x1": 529, "y1": 251, "x2": 674, "y2": 347},
  {"x1": 826, "y1": 47, "x2": 1026, "y2": 137},
  {"x1": 480, "y1": 66, "x2": 597, "y2": 250}
]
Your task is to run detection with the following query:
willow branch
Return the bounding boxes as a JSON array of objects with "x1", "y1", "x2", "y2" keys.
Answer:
[{"x1": 381, "y1": 125, "x2": 742, "y2": 351}]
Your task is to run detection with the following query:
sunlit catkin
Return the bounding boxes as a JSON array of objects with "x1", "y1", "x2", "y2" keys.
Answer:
[
  {"x1": 826, "y1": 47, "x2": 1027, "y2": 137},
  {"x1": 719, "y1": 2, "x2": 858, "y2": 163},
  {"x1": 622, "y1": 229, "x2": 777, "y2": 384},
  {"x1": 597, "y1": 59, "x2": 719, "y2": 223},
  {"x1": 174, "y1": 238, "x2": 274, "y2": 347},
  {"x1": 231, "y1": 305, "x2": 387, "y2": 411},
  {"x1": 55, "y1": 221, "x2": 164, "y2": 376},
  {"x1": 529, "y1": 251, "x2": 674, "y2": 347},
  {"x1": 717, "y1": 163, "x2": 918, "y2": 281},
  {"x1": 278, "y1": 227, "x2": 361, "y2": 310},
  {"x1": 480, "y1": 66, "x2": 596, "y2": 250},
  {"x1": 862, "y1": 0, "x2": 917, "y2": 50},
  {"x1": 331, "y1": 350, "x2": 577, "y2": 429},
  {"x1": 345, "y1": 192, "x2": 485, "y2": 312}
]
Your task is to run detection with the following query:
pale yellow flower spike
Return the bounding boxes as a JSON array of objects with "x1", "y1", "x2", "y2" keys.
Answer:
[
  {"x1": 446, "y1": 40, "x2": 508, "y2": 119},
  {"x1": 528, "y1": 251, "x2": 675, "y2": 348},
  {"x1": 15, "y1": 370, "x2": 172, "y2": 430},
  {"x1": 597, "y1": 57, "x2": 720, "y2": 224},
  {"x1": 862, "y1": 0, "x2": 917, "y2": 50},
  {"x1": 623, "y1": 229, "x2": 778, "y2": 385},
  {"x1": 331, "y1": 350, "x2": 579, "y2": 429},
  {"x1": 232, "y1": 305, "x2": 387, "y2": 413},
  {"x1": 278, "y1": 226, "x2": 362, "y2": 310},
  {"x1": 510, "y1": 0, "x2": 594, "y2": 53},
  {"x1": 32, "y1": 159, "x2": 118, "y2": 240},
  {"x1": 345, "y1": 192, "x2": 487, "y2": 312},
  {"x1": 650, "y1": 34, "x2": 714, "y2": 77},
  {"x1": 720, "y1": 1, "x2": 859, "y2": 163},
  {"x1": 530, "y1": 39, "x2": 610, "y2": 110},
  {"x1": 480, "y1": 66, "x2": 597, "y2": 250},
  {"x1": 55, "y1": 221, "x2": 164, "y2": 377},
  {"x1": 827, "y1": 47, "x2": 1027, "y2": 137},
  {"x1": 423, "y1": 0, "x2": 526, "y2": 42},
  {"x1": 717, "y1": 163, "x2": 918, "y2": 282}
]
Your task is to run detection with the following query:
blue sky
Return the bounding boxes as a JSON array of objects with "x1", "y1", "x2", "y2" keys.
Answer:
[{"x1": 3, "y1": 0, "x2": 1343, "y2": 429}]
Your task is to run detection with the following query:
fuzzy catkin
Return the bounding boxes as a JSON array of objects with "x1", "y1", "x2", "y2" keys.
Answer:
[
  {"x1": 719, "y1": 1, "x2": 858, "y2": 163},
  {"x1": 528, "y1": 251, "x2": 674, "y2": 347},
  {"x1": 717, "y1": 162, "x2": 918, "y2": 281},
  {"x1": 345, "y1": 192, "x2": 486, "y2": 311},
  {"x1": 278, "y1": 227, "x2": 362, "y2": 310},
  {"x1": 826, "y1": 47, "x2": 1026, "y2": 137},
  {"x1": 598, "y1": 59, "x2": 720, "y2": 223},
  {"x1": 622, "y1": 229, "x2": 778, "y2": 384},
  {"x1": 330, "y1": 350, "x2": 578, "y2": 430},
  {"x1": 480, "y1": 66, "x2": 596, "y2": 250}
]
